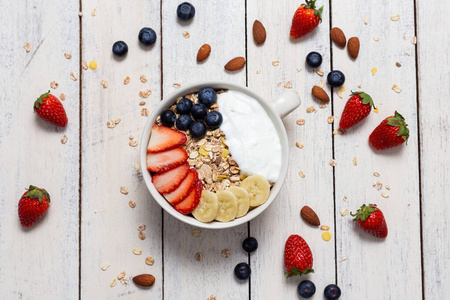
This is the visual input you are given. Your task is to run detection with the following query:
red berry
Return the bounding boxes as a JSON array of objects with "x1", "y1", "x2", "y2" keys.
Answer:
[
  {"x1": 152, "y1": 162, "x2": 190, "y2": 194},
  {"x1": 34, "y1": 91, "x2": 68, "y2": 127},
  {"x1": 369, "y1": 111, "x2": 409, "y2": 150},
  {"x1": 339, "y1": 91, "x2": 374, "y2": 130},
  {"x1": 146, "y1": 148, "x2": 188, "y2": 173},
  {"x1": 351, "y1": 204, "x2": 388, "y2": 238},
  {"x1": 174, "y1": 179, "x2": 202, "y2": 214},
  {"x1": 290, "y1": 1, "x2": 323, "y2": 39},
  {"x1": 147, "y1": 125, "x2": 187, "y2": 153},
  {"x1": 163, "y1": 169, "x2": 198, "y2": 205},
  {"x1": 284, "y1": 234, "x2": 314, "y2": 277},
  {"x1": 18, "y1": 185, "x2": 51, "y2": 227}
]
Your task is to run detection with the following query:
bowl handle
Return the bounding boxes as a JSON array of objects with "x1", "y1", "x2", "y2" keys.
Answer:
[{"x1": 269, "y1": 90, "x2": 301, "y2": 119}]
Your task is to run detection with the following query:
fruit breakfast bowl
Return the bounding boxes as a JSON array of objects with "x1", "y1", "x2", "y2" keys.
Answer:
[{"x1": 140, "y1": 81, "x2": 300, "y2": 229}]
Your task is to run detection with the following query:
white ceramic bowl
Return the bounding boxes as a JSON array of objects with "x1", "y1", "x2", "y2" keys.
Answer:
[{"x1": 140, "y1": 81, "x2": 300, "y2": 229}]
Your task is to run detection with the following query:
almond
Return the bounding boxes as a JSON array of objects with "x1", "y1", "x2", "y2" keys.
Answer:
[
  {"x1": 197, "y1": 44, "x2": 211, "y2": 62},
  {"x1": 311, "y1": 86, "x2": 330, "y2": 102},
  {"x1": 330, "y1": 27, "x2": 346, "y2": 47},
  {"x1": 133, "y1": 274, "x2": 155, "y2": 287},
  {"x1": 348, "y1": 37, "x2": 360, "y2": 59},
  {"x1": 300, "y1": 206, "x2": 320, "y2": 226},
  {"x1": 253, "y1": 20, "x2": 266, "y2": 45},
  {"x1": 224, "y1": 57, "x2": 246, "y2": 71}
]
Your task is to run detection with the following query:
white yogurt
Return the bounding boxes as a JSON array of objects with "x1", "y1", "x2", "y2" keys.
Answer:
[{"x1": 218, "y1": 90, "x2": 281, "y2": 183}]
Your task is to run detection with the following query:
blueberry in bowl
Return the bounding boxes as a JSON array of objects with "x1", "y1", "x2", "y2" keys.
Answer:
[
  {"x1": 205, "y1": 111, "x2": 223, "y2": 129},
  {"x1": 177, "y1": 98, "x2": 193, "y2": 115},
  {"x1": 160, "y1": 110, "x2": 176, "y2": 127},
  {"x1": 198, "y1": 87, "x2": 217, "y2": 107},
  {"x1": 176, "y1": 114, "x2": 193, "y2": 131},
  {"x1": 191, "y1": 103, "x2": 208, "y2": 120},
  {"x1": 189, "y1": 121, "x2": 207, "y2": 138}
]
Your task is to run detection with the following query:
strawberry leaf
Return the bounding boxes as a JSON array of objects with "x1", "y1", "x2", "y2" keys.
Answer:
[
  {"x1": 34, "y1": 91, "x2": 51, "y2": 111},
  {"x1": 304, "y1": 0, "x2": 323, "y2": 22},
  {"x1": 350, "y1": 204, "x2": 377, "y2": 222},
  {"x1": 286, "y1": 266, "x2": 315, "y2": 278},
  {"x1": 23, "y1": 185, "x2": 51, "y2": 204},
  {"x1": 387, "y1": 111, "x2": 409, "y2": 141},
  {"x1": 351, "y1": 91, "x2": 374, "y2": 108}
]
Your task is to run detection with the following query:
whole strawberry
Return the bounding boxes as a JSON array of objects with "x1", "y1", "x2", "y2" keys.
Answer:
[
  {"x1": 351, "y1": 204, "x2": 387, "y2": 238},
  {"x1": 339, "y1": 91, "x2": 374, "y2": 130},
  {"x1": 34, "y1": 91, "x2": 68, "y2": 127},
  {"x1": 290, "y1": 0, "x2": 323, "y2": 39},
  {"x1": 284, "y1": 234, "x2": 314, "y2": 277},
  {"x1": 369, "y1": 111, "x2": 409, "y2": 150},
  {"x1": 18, "y1": 185, "x2": 51, "y2": 227}
]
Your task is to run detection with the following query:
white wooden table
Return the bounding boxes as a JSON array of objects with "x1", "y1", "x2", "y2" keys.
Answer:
[{"x1": 0, "y1": 0, "x2": 448, "y2": 299}]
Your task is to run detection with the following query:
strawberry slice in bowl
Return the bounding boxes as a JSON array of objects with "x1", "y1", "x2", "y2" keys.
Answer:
[
  {"x1": 163, "y1": 169, "x2": 199, "y2": 205},
  {"x1": 146, "y1": 148, "x2": 188, "y2": 173},
  {"x1": 152, "y1": 162, "x2": 190, "y2": 194},
  {"x1": 148, "y1": 125, "x2": 187, "y2": 153},
  {"x1": 174, "y1": 179, "x2": 203, "y2": 214}
]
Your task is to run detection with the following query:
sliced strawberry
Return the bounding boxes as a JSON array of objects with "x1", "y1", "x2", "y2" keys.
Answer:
[
  {"x1": 147, "y1": 148, "x2": 188, "y2": 173},
  {"x1": 163, "y1": 169, "x2": 198, "y2": 205},
  {"x1": 148, "y1": 125, "x2": 187, "y2": 153},
  {"x1": 174, "y1": 179, "x2": 202, "y2": 214},
  {"x1": 152, "y1": 163, "x2": 189, "y2": 194}
]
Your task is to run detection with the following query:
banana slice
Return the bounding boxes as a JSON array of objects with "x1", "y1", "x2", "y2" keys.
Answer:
[
  {"x1": 240, "y1": 175, "x2": 270, "y2": 207},
  {"x1": 215, "y1": 190, "x2": 238, "y2": 222},
  {"x1": 227, "y1": 186, "x2": 249, "y2": 218},
  {"x1": 192, "y1": 190, "x2": 219, "y2": 223}
]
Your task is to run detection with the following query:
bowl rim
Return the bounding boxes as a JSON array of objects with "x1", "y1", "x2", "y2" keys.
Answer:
[{"x1": 140, "y1": 81, "x2": 289, "y2": 229}]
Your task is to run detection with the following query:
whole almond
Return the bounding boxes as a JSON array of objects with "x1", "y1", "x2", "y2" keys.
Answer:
[
  {"x1": 224, "y1": 57, "x2": 246, "y2": 71},
  {"x1": 253, "y1": 20, "x2": 266, "y2": 45},
  {"x1": 300, "y1": 206, "x2": 320, "y2": 226},
  {"x1": 133, "y1": 274, "x2": 155, "y2": 287},
  {"x1": 197, "y1": 44, "x2": 211, "y2": 62},
  {"x1": 330, "y1": 27, "x2": 346, "y2": 47},
  {"x1": 312, "y1": 86, "x2": 330, "y2": 102},
  {"x1": 348, "y1": 37, "x2": 360, "y2": 59}
]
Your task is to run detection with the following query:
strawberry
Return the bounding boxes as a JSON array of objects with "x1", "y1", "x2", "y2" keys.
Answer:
[
  {"x1": 174, "y1": 179, "x2": 202, "y2": 214},
  {"x1": 351, "y1": 204, "x2": 388, "y2": 238},
  {"x1": 163, "y1": 169, "x2": 198, "y2": 205},
  {"x1": 148, "y1": 125, "x2": 187, "y2": 153},
  {"x1": 369, "y1": 111, "x2": 409, "y2": 150},
  {"x1": 146, "y1": 148, "x2": 188, "y2": 173},
  {"x1": 152, "y1": 162, "x2": 190, "y2": 194},
  {"x1": 284, "y1": 234, "x2": 314, "y2": 277},
  {"x1": 290, "y1": 0, "x2": 323, "y2": 39},
  {"x1": 33, "y1": 91, "x2": 68, "y2": 127},
  {"x1": 339, "y1": 91, "x2": 374, "y2": 130},
  {"x1": 18, "y1": 185, "x2": 51, "y2": 227}
]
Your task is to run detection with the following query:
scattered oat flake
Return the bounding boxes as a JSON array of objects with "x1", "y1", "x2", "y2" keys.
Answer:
[
  {"x1": 82, "y1": 61, "x2": 88, "y2": 70},
  {"x1": 396, "y1": 62, "x2": 401, "y2": 67},
  {"x1": 277, "y1": 82, "x2": 282, "y2": 87},
  {"x1": 182, "y1": 31, "x2": 190, "y2": 38},
  {"x1": 221, "y1": 249, "x2": 230, "y2": 258},
  {"x1": 70, "y1": 72, "x2": 78, "y2": 81},
  {"x1": 353, "y1": 157, "x2": 358, "y2": 166},
  {"x1": 373, "y1": 36, "x2": 380, "y2": 42},
  {"x1": 329, "y1": 159, "x2": 337, "y2": 167},
  {"x1": 122, "y1": 279, "x2": 129, "y2": 285},
  {"x1": 341, "y1": 257, "x2": 347, "y2": 261},
  {"x1": 110, "y1": 279, "x2": 117, "y2": 287},
  {"x1": 173, "y1": 83, "x2": 181, "y2": 89},
  {"x1": 386, "y1": 185, "x2": 391, "y2": 190},
  {"x1": 327, "y1": 116, "x2": 335, "y2": 124},
  {"x1": 298, "y1": 171, "x2": 305, "y2": 178},
  {"x1": 256, "y1": 70, "x2": 261, "y2": 74},
  {"x1": 319, "y1": 80, "x2": 324, "y2": 88},
  {"x1": 284, "y1": 81, "x2": 292, "y2": 89},
  {"x1": 208, "y1": 295, "x2": 216, "y2": 300},
  {"x1": 50, "y1": 81, "x2": 58, "y2": 89},
  {"x1": 141, "y1": 108, "x2": 149, "y2": 117},
  {"x1": 295, "y1": 142, "x2": 303, "y2": 149},
  {"x1": 297, "y1": 68, "x2": 303, "y2": 72},
  {"x1": 138, "y1": 224, "x2": 146, "y2": 231},
  {"x1": 139, "y1": 101, "x2": 146, "y2": 106},
  {"x1": 117, "y1": 271, "x2": 126, "y2": 280},
  {"x1": 145, "y1": 256, "x2": 155, "y2": 266},
  {"x1": 138, "y1": 231, "x2": 146, "y2": 240},
  {"x1": 371, "y1": 67, "x2": 377, "y2": 76},
  {"x1": 319, "y1": 104, "x2": 326, "y2": 109},
  {"x1": 64, "y1": 53, "x2": 72, "y2": 59},
  {"x1": 341, "y1": 208, "x2": 348, "y2": 216},
  {"x1": 133, "y1": 248, "x2": 142, "y2": 255},
  {"x1": 120, "y1": 186, "x2": 128, "y2": 195},
  {"x1": 91, "y1": 8, "x2": 97, "y2": 16},
  {"x1": 339, "y1": 86, "x2": 346, "y2": 93},
  {"x1": 107, "y1": 120, "x2": 117, "y2": 128},
  {"x1": 191, "y1": 229, "x2": 202, "y2": 237},
  {"x1": 322, "y1": 231, "x2": 332, "y2": 241},
  {"x1": 406, "y1": 51, "x2": 411, "y2": 56},
  {"x1": 272, "y1": 61, "x2": 279, "y2": 66},
  {"x1": 78, "y1": 12, "x2": 83, "y2": 17},
  {"x1": 364, "y1": 15, "x2": 369, "y2": 25},
  {"x1": 195, "y1": 252, "x2": 202, "y2": 261},
  {"x1": 411, "y1": 36, "x2": 417, "y2": 45},
  {"x1": 129, "y1": 135, "x2": 134, "y2": 140},
  {"x1": 139, "y1": 89, "x2": 152, "y2": 98},
  {"x1": 343, "y1": 195, "x2": 348, "y2": 201},
  {"x1": 124, "y1": 76, "x2": 130, "y2": 85},
  {"x1": 392, "y1": 84, "x2": 402, "y2": 93},
  {"x1": 129, "y1": 201, "x2": 136, "y2": 208},
  {"x1": 61, "y1": 135, "x2": 68, "y2": 144},
  {"x1": 60, "y1": 94, "x2": 66, "y2": 101},
  {"x1": 320, "y1": 225, "x2": 330, "y2": 231},
  {"x1": 101, "y1": 80, "x2": 108, "y2": 88},
  {"x1": 140, "y1": 75, "x2": 148, "y2": 83},
  {"x1": 24, "y1": 43, "x2": 31, "y2": 53},
  {"x1": 373, "y1": 172, "x2": 380, "y2": 177},
  {"x1": 381, "y1": 192, "x2": 389, "y2": 198},
  {"x1": 333, "y1": 128, "x2": 344, "y2": 135},
  {"x1": 134, "y1": 162, "x2": 140, "y2": 172},
  {"x1": 376, "y1": 181, "x2": 383, "y2": 191},
  {"x1": 390, "y1": 14, "x2": 400, "y2": 21},
  {"x1": 129, "y1": 140, "x2": 138, "y2": 147},
  {"x1": 316, "y1": 69, "x2": 324, "y2": 76},
  {"x1": 296, "y1": 119, "x2": 305, "y2": 126},
  {"x1": 357, "y1": 84, "x2": 362, "y2": 88},
  {"x1": 374, "y1": 106, "x2": 379, "y2": 113},
  {"x1": 101, "y1": 264, "x2": 110, "y2": 271},
  {"x1": 306, "y1": 106, "x2": 316, "y2": 113},
  {"x1": 336, "y1": 91, "x2": 343, "y2": 99}
]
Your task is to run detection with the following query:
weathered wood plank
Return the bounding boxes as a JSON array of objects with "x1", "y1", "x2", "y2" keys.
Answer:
[
  {"x1": 80, "y1": 0, "x2": 163, "y2": 298},
  {"x1": 247, "y1": 1, "x2": 335, "y2": 298},
  {"x1": 417, "y1": 0, "x2": 450, "y2": 298},
  {"x1": 332, "y1": 0, "x2": 422, "y2": 299},
  {"x1": 161, "y1": 1, "x2": 249, "y2": 299},
  {"x1": 0, "y1": 0, "x2": 80, "y2": 299}
]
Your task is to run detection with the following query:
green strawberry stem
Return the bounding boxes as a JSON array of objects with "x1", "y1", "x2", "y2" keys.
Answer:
[
  {"x1": 286, "y1": 266, "x2": 314, "y2": 278},
  {"x1": 24, "y1": 185, "x2": 51, "y2": 203},
  {"x1": 351, "y1": 91, "x2": 375, "y2": 108},
  {"x1": 387, "y1": 111, "x2": 409, "y2": 141},
  {"x1": 34, "y1": 91, "x2": 51, "y2": 111},
  {"x1": 350, "y1": 204, "x2": 376, "y2": 222},
  {"x1": 304, "y1": 0, "x2": 324, "y2": 22}
]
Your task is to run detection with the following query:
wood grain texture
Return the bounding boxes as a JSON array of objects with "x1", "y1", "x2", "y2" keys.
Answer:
[
  {"x1": 417, "y1": 0, "x2": 450, "y2": 298},
  {"x1": 332, "y1": 1, "x2": 422, "y2": 299},
  {"x1": 80, "y1": 0, "x2": 163, "y2": 298},
  {"x1": 246, "y1": 0, "x2": 335, "y2": 298},
  {"x1": 161, "y1": 1, "x2": 249, "y2": 299},
  {"x1": 0, "y1": 0, "x2": 80, "y2": 299}
]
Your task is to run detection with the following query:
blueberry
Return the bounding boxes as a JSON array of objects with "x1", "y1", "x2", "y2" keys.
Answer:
[
  {"x1": 190, "y1": 103, "x2": 208, "y2": 120},
  {"x1": 324, "y1": 284, "x2": 341, "y2": 300},
  {"x1": 189, "y1": 121, "x2": 207, "y2": 138},
  {"x1": 198, "y1": 87, "x2": 217, "y2": 107},
  {"x1": 205, "y1": 111, "x2": 223, "y2": 129},
  {"x1": 138, "y1": 27, "x2": 157, "y2": 46},
  {"x1": 176, "y1": 114, "x2": 193, "y2": 131},
  {"x1": 306, "y1": 52, "x2": 323, "y2": 68},
  {"x1": 234, "y1": 262, "x2": 251, "y2": 280},
  {"x1": 177, "y1": 2, "x2": 195, "y2": 20},
  {"x1": 177, "y1": 98, "x2": 193, "y2": 114},
  {"x1": 298, "y1": 280, "x2": 316, "y2": 298},
  {"x1": 112, "y1": 41, "x2": 128, "y2": 56},
  {"x1": 242, "y1": 237, "x2": 258, "y2": 253},
  {"x1": 327, "y1": 70, "x2": 345, "y2": 87},
  {"x1": 160, "y1": 110, "x2": 176, "y2": 127}
]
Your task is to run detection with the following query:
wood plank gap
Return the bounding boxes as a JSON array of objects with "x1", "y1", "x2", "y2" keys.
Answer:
[
  {"x1": 160, "y1": 2, "x2": 165, "y2": 299},
  {"x1": 78, "y1": 0, "x2": 83, "y2": 298},
  {"x1": 412, "y1": 0, "x2": 425, "y2": 299}
]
